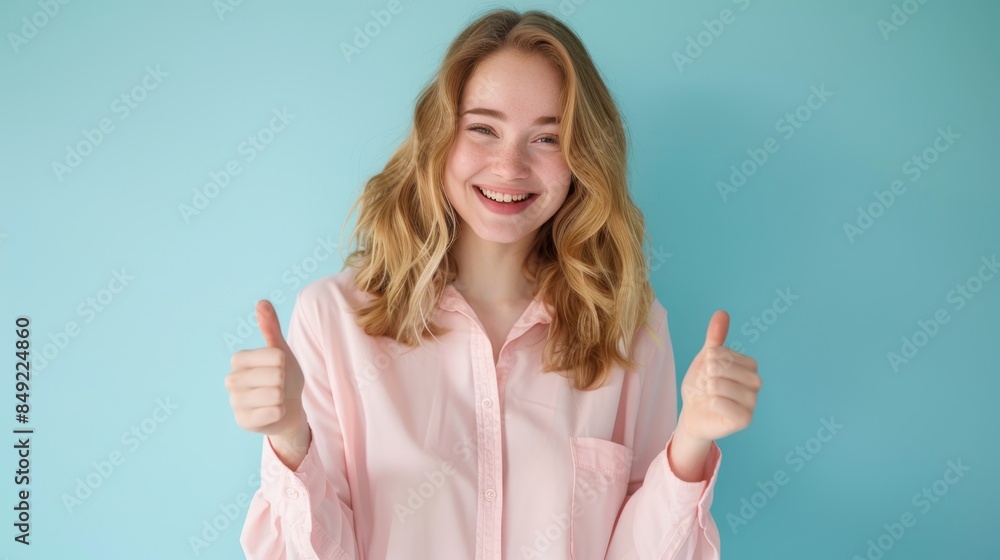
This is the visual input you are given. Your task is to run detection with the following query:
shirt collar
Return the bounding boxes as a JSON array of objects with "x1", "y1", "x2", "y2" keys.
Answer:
[{"x1": 439, "y1": 283, "x2": 554, "y2": 326}]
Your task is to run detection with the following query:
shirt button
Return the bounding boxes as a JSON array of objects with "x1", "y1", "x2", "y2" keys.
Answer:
[
  {"x1": 482, "y1": 398, "x2": 492, "y2": 408},
  {"x1": 485, "y1": 488, "x2": 496, "y2": 501},
  {"x1": 286, "y1": 488, "x2": 299, "y2": 499}
]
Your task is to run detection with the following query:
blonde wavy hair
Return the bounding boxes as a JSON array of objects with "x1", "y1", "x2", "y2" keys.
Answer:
[{"x1": 338, "y1": 8, "x2": 657, "y2": 391}]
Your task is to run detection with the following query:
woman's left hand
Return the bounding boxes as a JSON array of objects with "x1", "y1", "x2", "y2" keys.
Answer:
[{"x1": 677, "y1": 310, "x2": 762, "y2": 443}]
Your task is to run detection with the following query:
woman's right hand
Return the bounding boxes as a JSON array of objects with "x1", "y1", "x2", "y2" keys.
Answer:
[{"x1": 225, "y1": 300, "x2": 309, "y2": 441}]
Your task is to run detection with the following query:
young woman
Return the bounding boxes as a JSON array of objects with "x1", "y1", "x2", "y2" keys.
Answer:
[{"x1": 226, "y1": 8, "x2": 761, "y2": 559}]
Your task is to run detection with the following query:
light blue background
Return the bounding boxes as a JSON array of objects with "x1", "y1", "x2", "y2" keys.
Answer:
[{"x1": 1, "y1": 0, "x2": 997, "y2": 558}]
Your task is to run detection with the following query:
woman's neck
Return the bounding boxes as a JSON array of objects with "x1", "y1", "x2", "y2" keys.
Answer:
[{"x1": 449, "y1": 230, "x2": 537, "y2": 305}]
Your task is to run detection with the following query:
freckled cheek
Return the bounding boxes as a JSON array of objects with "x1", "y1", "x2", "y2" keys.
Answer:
[
  {"x1": 540, "y1": 159, "x2": 573, "y2": 190},
  {"x1": 444, "y1": 148, "x2": 474, "y2": 184},
  {"x1": 450, "y1": 141, "x2": 492, "y2": 174}
]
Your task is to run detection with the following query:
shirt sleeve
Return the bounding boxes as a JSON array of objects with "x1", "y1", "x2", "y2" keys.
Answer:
[
  {"x1": 240, "y1": 290, "x2": 358, "y2": 560},
  {"x1": 604, "y1": 304, "x2": 723, "y2": 560}
]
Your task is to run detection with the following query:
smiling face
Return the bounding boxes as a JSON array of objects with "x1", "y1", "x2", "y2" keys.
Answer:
[{"x1": 443, "y1": 48, "x2": 573, "y2": 246}]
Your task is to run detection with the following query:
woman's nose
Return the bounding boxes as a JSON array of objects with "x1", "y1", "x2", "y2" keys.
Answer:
[{"x1": 491, "y1": 142, "x2": 530, "y2": 180}]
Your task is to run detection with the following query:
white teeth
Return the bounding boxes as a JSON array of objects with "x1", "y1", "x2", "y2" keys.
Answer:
[{"x1": 478, "y1": 186, "x2": 530, "y2": 203}]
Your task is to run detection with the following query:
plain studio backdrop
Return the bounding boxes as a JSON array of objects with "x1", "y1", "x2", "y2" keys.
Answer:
[{"x1": 1, "y1": 0, "x2": 997, "y2": 558}]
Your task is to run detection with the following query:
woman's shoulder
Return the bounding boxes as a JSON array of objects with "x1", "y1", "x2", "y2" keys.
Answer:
[
  {"x1": 641, "y1": 294, "x2": 667, "y2": 332},
  {"x1": 649, "y1": 295, "x2": 666, "y2": 321},
  {"x1": 294, "y1": 265, "x2": 372, "y2": 314},
  {"x1": 632, "y1": 295, "x2": 668, "y2": 351}
]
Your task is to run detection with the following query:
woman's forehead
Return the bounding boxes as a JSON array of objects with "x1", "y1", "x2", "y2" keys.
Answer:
[{"x1": 460, "y1": 53, "x2": 564, "y2": 117}]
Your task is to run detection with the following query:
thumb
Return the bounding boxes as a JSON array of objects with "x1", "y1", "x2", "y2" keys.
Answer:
[
  {"x1": 255, "y1": 299, "x2": 289, "y2": 350},
  {"x1": 703, "y1": 309, "x2": 730, "y2": 348}
]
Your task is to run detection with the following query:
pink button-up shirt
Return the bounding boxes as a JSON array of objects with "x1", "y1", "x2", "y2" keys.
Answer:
[{"x1": 240, "y1": 266, "x2": 722, "y2": 559}]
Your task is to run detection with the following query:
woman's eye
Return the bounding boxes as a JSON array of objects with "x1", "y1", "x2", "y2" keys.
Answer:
[
  {"x1": 466, "y1": 125, "x2": 494, "y2": 136},
  {"x1": 465, "y1": 125, "x2": 558, "y2": 145}
]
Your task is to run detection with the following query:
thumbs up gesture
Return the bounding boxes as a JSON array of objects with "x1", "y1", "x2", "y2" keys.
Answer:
[
  {"x1": 224, "y1": 300, "x2": 308, "y2": 439},
  {"x1": 677, "y1": 310, "x2": 762, "y2": 442}
]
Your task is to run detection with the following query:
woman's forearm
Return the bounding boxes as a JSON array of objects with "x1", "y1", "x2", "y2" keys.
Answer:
[{"x1": 668, "y1": 422, "x2": 713, "y2": 483}]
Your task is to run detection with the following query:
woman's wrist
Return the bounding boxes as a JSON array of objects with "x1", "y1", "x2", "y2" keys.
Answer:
[
  {"x1": 668, "y1": 417, "x2": 713, "y2": 482},
  {"x1": 269, "y1": 418, "x2": 312, "y2": 471}
]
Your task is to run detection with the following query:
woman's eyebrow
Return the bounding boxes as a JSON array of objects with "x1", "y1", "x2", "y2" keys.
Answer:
[{"x1": 460, "y1": 107, "x2": 560, "y2": 125}]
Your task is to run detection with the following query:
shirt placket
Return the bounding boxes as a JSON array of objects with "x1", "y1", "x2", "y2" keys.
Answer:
[
  {"x1": 471, "y1": 318, "x2": 503, "y2": 560},
  {"x1": 443, "y1": 288, "x2": 550, "y2": 560}
]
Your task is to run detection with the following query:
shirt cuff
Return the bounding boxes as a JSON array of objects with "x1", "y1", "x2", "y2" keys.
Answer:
[
  {"x1": 259, "y1": 428, "x2": 327, "y2": 519},
  {"x1": 662, "y1": 431, "x2": 723, "y2": 530}
]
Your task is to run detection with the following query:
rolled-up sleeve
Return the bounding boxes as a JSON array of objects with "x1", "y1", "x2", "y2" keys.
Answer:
[
  {"x1": 240, "y1": 290, "x2": 358, "y2": 559},
  {"x1": 605, "y1": 304, "x2": 723, "y2": 560}
]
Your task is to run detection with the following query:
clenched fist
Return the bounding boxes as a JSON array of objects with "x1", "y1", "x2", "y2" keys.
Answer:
[{"x1": 225, "y1": 300, "x2": 308, "y2": 439}]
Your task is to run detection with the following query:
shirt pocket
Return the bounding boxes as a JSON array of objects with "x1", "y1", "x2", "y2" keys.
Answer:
[{"x1": 568, "y1": 436, "x2": 634, "y2": 560}]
